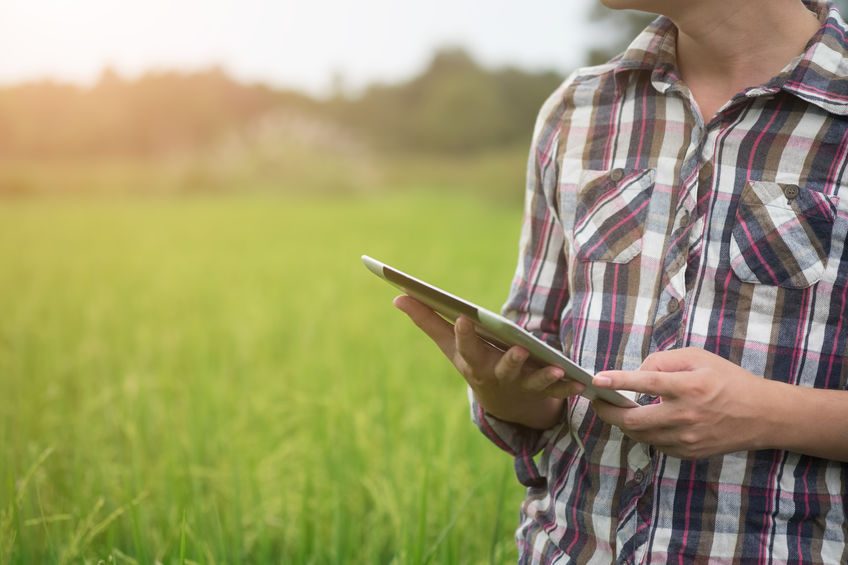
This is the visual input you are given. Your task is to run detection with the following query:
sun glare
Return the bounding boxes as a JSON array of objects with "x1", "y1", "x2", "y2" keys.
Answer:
[{"x1": 0, "y1": 0, "x2": 589, "y2": 94}]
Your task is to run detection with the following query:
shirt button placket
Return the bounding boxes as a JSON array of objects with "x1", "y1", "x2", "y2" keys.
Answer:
[
  {"x1": 699, "y1": 161, "x2": 713, "y2": 182},
  {"x1": 698, "y1": 161, "x2": 714, "y2": 201}
]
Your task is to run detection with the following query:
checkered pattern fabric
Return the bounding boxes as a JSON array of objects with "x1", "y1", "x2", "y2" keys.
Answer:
[{"x1": 471, "y1": 2, "x2": 848, "y2": 562}]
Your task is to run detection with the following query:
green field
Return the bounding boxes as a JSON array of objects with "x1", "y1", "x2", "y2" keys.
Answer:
[{"x1": 0, "y1": 192, "x2": 529, "y2": 564}]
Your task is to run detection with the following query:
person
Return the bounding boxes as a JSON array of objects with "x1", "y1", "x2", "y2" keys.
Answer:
[{"x1": 394, "y1": 0, "x2": 848, "y2": 562}]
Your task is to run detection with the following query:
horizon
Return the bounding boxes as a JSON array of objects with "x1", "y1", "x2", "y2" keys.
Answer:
[{"x1": 0, "y1": 46, "x2": 568, "y2": 101}]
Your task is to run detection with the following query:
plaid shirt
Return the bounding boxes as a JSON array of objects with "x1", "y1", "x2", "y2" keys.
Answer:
[{"x1": 472, "y1": 2, "x2": 848, "y2": 563}]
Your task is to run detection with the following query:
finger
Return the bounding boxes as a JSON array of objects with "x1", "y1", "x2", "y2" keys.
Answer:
[
  {"x1": 592, "y1": 401, "x2": 697, "y2": 454},
  {"x1": 541, "y1": 378, "x2": 585, "y2": 399},
  {"x1": 393, "y1": 295, "x2": 457, "y2": 359},
  {"x1": 517, "y1": 365, "x2": 567, "y2": 393},
  {"x1": 593, "y1": 370, "x2": 680, "y2": 398},
  {"x1": 592, "y1": 400, "x2": 668, "y2": 433},
  {"x1": 493, "y1": 347, "x2": 530, "y2": 381},
  {"x1": 454, "y1": 315, "x2": 496, "y2": 366},
  {"x1": 591, "y1": 398, "x2": 628, "y2": 427}
]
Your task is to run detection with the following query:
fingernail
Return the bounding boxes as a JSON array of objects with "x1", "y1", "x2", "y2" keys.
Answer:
[
  {"x1": 550, "y1": 367, "x2": 564, "y2": 379},
  {"x1": 593, "y1": 375, "x2": 612, "y2": 387}
]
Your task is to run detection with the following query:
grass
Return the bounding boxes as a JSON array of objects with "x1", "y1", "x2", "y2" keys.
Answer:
[
  {"x1": 0, "y1": 191, "x2": 528, "y2": 564},
  {"x1": 0, "y1": 144, "x2": 529, "y2": 207}
]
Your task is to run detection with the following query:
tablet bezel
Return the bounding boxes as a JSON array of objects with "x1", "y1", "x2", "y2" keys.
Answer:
[{"x1": 363, "y1": 255, "x2": 637, "y2": 408}]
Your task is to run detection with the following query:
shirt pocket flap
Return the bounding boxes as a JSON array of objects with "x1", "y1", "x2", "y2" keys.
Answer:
[
  {"x1": 730, "y1": 181, "x2": 838, "y2": 288},
  {"x1": 573, "y1": 168, "x2": 655, "y2": 263}
]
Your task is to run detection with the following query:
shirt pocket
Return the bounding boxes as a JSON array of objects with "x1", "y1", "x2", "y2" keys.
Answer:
[
  {"x1": 573, "y1": 168, "x2": 655, "y2": 263},
  {"x1": 729, "y1": 181, "x2": 838, "y2": 288}
]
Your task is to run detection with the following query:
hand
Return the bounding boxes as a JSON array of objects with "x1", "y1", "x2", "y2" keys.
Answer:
[
  {"x1": 590, "y1": 347, "x2": 772, "y2": 459},
  {"x1": 393, "y1": 295, "x2": 585, "y2": 429}
]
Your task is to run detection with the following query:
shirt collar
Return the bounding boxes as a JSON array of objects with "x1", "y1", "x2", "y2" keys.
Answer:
[
  {"x1": 612, "y1": 1, "x2": 848, "y2": 116},
  {"x1": 612, "y1": 15, "x2": 679, "y2": 94},
  {"x1": 780, "y1": 2, "x2": 848, "y2": 115}
]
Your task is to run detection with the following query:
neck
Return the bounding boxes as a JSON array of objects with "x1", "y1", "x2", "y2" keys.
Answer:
[{"x1": 669, "y1": 0, "x2": 821, "y2": 119}]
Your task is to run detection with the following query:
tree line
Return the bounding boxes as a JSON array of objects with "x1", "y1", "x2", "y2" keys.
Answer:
[
  {"x1": 328, "y1": 48, "x2": 564, "y2": 154},
  {"x1": 0, "y1": 49, "x2": 566, "y2": 160},
  {"x1": 0, "y1": 67, "x2": 318, "y2": 159},
  {"x1": 23, "y1": 6, "x2": 815, "y2": 161}
]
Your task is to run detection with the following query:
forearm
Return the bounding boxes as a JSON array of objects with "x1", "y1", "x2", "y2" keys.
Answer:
[{"x1": 760, "y1": 380, "x2": 848, "y2": 462}]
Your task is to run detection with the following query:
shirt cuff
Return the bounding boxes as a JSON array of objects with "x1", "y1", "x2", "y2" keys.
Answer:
[{"x1": 468, "y1": 387, "x2": 559, "y2": 488}]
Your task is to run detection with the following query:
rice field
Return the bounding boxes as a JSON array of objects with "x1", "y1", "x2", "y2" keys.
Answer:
[{"x1": 0, "y1": 192, "x2": 529, "y2": 564}]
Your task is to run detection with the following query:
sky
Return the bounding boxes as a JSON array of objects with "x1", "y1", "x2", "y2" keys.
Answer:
[{"x1": 0, "y1": 0, "x2": 602, "y2": 96}]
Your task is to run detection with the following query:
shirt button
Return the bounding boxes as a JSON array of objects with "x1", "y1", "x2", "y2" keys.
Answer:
[
  {"x1": 679, "y1": 213, "x2": 691, "y2": 228},
  {"x1": 667, "y1": 300, "x2": 680, "y2": 314},
  {"x1": 610, "y1": 169, "x2": 624, "y2": 182},
  {"x1": 634, "y1": 470, "x2": 645, "y2": 483},
  {"x1": 784, "y1": 184, "x2": 800, "y2": 200}
]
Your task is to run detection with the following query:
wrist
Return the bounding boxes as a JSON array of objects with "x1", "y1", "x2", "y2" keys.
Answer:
[
  {"x1": 475, "y1": 389, "x2": 564, "y2": 430},
  {"x1": 750, "y1": 380, "x2": 848, "y2": 461},
  {"x1": 749, "y1": 378, "x2": 789, "y2": 451}
]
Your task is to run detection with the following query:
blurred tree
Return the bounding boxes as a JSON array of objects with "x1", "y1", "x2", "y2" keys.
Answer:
[
  {"x1": 585, "y1": 6, "x2": 656, "y2": 66},
  {"x1": 332, "y1": 47, "x2": 563, "y2": 154},
  {"x1": 0, "y1": 68, "x2": 316, "y2": 159},
  {"x1": 5, "y1": 0, "x2": 843, "y2": 163},
  {"x1": 0, "y1": 51, "x2": 562, "y2": 160}
]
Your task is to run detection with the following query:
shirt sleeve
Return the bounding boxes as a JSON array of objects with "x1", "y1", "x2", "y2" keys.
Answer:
[{"x1": 469, "y1": 82, "x2": 572, "y2": 487}]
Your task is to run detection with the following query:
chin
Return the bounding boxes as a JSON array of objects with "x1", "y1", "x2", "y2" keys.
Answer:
[{"x1": 600, "y1": 0, "x2": 656, "y2": 10}]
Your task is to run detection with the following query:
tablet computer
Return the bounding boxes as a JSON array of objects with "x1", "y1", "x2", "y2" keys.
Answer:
[{"x1": 362, "y1": 255, "x2": 637, "y2": 408}]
